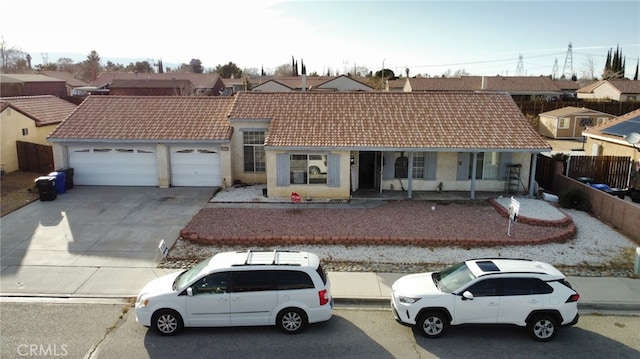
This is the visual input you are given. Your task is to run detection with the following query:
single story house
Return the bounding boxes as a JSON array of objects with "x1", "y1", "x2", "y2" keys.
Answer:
[
  {"x1": 48, "y1": 96, "x2": 235, "y2": 187},
  {"x1": 538, "y1": 106, "x2": 615, "y2": 139},
  {"x1": 0, "y1": 74, "x2": 68, "y2": 99},
  {"x1": 1, "y1": 95, "x2": 77, "y2": 173},
  {"x1": 250, "y1": 75, "x2": 373, "y2": 92},
  {"x1": 401, "y1": 76, "x2": 562, "y2": 101},
  {"x1": 48, "y1": 92, "x2": 550, "y2": 200},
  {"x1": 577, "y1": 80, "x2": 640, "y2": 102},
  {"x1": 582, "y1": 108, "x2": 640, "y2": 161},
  {"x1": 84, "y1": 72, "x2": 226, "y2": 97}
]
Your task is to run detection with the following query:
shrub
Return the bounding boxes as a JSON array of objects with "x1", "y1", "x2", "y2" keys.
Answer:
[{"x1": 559, "y1": 188, "x2": 591, "y2": 211}]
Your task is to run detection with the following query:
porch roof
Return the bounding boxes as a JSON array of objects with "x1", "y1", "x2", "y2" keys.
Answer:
[{"x1": 230, "y1": 91, "x2": 551, "y2": 151}]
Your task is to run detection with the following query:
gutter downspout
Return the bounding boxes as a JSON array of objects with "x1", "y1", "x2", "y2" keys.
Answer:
[{"x1": 529, "y1": 153, "x2": 538, "y2": 197}]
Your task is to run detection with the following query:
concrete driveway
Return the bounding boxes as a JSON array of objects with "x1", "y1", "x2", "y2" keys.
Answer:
[{"x1": 0, "y1": 186, "x2": 214, "y2": 297}]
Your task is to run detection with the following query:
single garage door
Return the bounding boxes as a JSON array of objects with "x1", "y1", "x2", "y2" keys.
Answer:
[
  {"x1": 170, "y1": 147, "x2": 221, "y2": 186},
  {"x1": 69, "y1": 146, "x2": 158, "y2": 186}
]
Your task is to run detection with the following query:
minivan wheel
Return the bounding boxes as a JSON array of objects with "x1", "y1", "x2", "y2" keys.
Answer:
[
  {"x1": 152, "y1": 309, "x2": 183, "y2": 336},
  {"x1": 415, "y1": 311, "x2": 448, "y2": 338},
  {"x1": 528, "y1": 314, "x2": 557, "y2": 341},
  {"x1": 309, "y1": 166, "x2": 321, "y2": 175},
  {"x1": 277, "y1": 308, "x2": 307, "y2": 334}
]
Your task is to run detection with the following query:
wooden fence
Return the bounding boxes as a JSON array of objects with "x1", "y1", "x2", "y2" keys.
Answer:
[
  {"x1": 16, "y1": 141, "x2": 54, "y2": 174},
  {"x1": 567, "y1": 155, "x2": 631, "y2": 189},
  {"x1": 536, "y1": 154, "x2": 631, "y2": 190}
]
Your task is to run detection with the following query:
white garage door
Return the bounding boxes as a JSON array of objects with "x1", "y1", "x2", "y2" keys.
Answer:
[
  {"x1": 69, "y1": 146, "x2": 158, "y2": 186},
  {"x1": 170, "y1": 147, "x2": 221, "y2": 186}
]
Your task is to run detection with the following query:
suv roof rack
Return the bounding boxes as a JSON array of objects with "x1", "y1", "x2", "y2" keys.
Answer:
[{"x1": 233, "y1": 249, "x2": 302, "y2": 267}]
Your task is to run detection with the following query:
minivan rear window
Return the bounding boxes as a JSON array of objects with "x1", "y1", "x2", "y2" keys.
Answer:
[{"x1": 276, "y1": 271, "x2": 314, "y2": 290}]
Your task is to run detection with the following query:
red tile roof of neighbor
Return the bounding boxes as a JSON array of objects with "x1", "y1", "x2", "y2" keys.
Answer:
[
  {"x1": 48, "y1": 96, "x2": 235, "y2": 141},
  {"x1": 90, "y1": 72, "x2": 222, "y2": 89},
  {"x1": 407, "y1": 76, "x2": 561, "y2": 92},
  {"x1": 230, "y1": 92, "x2": 551, "y2": 151},
  {"x1": 0, "y1": 95, "x2": 77, "y2": 126}
]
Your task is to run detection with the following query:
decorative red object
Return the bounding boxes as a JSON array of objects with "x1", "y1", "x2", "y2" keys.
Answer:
[{"x1": 290, "y1": 192, "x2": 301, "y2": 203}]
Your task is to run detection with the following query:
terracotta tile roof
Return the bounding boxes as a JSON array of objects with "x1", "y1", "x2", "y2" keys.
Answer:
[
  {"x1": 230, "y1": 92, "x2": 550, "y2": 150},
  {"x1": 39, "y1": 71, "x2": 88, "y2": 87},
  {"x1": 90, "y1": 72, "x2": 221, "y2": 89},
  {"x1": 604, "y1": 80, "x2": 640, "y2": 94},
  {"x1": 578, "y1": 80, "x2": 640, "y2": 94},
  {"x1": 407, "y1": 76, "x2": 562, "y2": 93},
  {"x1": 0, "y1": 74, "x2": 66, "y2": 83},
  {"x1": 109, "y1": 79, "x2": 192, "y2": 89},
  {"x1": 0, "y1": 95, "x2": 77, "y2": 126},
  {"x1": 48, "y1": 96, "x2": 235, "y2": 141}
]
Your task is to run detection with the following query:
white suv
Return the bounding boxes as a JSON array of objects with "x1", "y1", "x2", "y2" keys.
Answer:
[
  {"x1": 136, "y1": 250, "x2": 333, "y2": 335},
  {"x1": 391, "y1": 258, "x2": 580, "y2": 341}
]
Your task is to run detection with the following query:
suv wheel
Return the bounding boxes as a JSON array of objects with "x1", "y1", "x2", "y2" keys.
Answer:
[
  {"x1": 528, "y1": 314, "x2": 557, "y2": 341},
  {"x1": 277, "y1": 308, "x2": 307, "y2": 334},
  {"x1": 415, "y1": 311, "x2": 448, "y2": 338},
  {"x1": 152, "y1": 309, "x2": 183, "y2": 336}
]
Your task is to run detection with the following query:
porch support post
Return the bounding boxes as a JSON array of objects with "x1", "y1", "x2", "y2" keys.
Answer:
[
  {"x1": 407, "y1": 152, "x2": 414, "y2": 199},
  {"x1": 470, "y1": 152, "x2": 477, "y2": 199},
  {"x1": 528, "y1": 153, "x2": 538, "y2": 198}
]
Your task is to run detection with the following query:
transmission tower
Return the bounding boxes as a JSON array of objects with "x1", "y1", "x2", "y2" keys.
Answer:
[
  {"x1": 552, "y1": 58, "x2": 559, "y2": 79},
  {"x1": 40, "y1": 52, "x2": 48, "y2": 65},
  {"x1": 562, "y1": 42, "x2": 573, "y2": 78},
  {"x1": 515, "y1": 53, "x2": 525, "y2": 75}
]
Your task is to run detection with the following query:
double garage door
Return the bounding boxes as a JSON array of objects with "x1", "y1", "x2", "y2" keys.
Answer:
[{"x1": 68, "y1": 145, "x2": 220, "y2": 187}]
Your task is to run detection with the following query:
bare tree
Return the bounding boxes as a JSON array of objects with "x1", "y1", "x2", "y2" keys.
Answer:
[
  {"x1": 0, "y1": 37, "x2": 27, "y2": 72},
  {"x1": 273, "y1": 63, "x2": 292, "y2": 76},
  {"x1": 581, "y1": 56, "x2": 597, "y2": 80}
]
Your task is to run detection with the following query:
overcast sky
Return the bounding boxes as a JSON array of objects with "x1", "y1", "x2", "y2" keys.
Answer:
[{"x1": 2, "y1": 0, "x2": 639, "y2": 77}]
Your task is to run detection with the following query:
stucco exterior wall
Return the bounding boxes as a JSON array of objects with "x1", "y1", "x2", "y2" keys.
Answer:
[
  {"x1": 1, "y1": 108, "x2": 57, "y2": 173},
  {"x1": 229, "y1": 119, "x2": 269, "y2": 185},
  {"x1": 585, "y1": 138, "x2": 640, "y2": 162},
  {"x1": 265, "y1": 150, "x2": 351, "y2": 200},
  {"x1": 319, "y1": 77, "x2": 372, "y2": 91}
]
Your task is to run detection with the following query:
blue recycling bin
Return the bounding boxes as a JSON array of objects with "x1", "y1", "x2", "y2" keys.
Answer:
[{"x1": 48, "y1": 171, "x2": 67, "y2": 194}]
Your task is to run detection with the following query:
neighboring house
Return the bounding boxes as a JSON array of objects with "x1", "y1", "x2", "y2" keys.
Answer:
[
  {"x1": 0, "y1": 74, "x2": 67, "y2": 98},
  {"x1": 577, "y1": 80, "x2": 640, "y2": 101},
  {"x1": 84, "y1": 72, "x2": 226, "y2": 96},
  {"x1": 403, "y1": 76, "x2": 563, "y2": 101},
  {"x1": 39, "y1": 71, "x2": 88, "y2": 96},
  {"x1": 538, "y1": 106, "x2": 615, "y2": 139},
  {"x1": 0, "y1": 96, "x2": 77, "y2": 173},
  {"x1": 251, "y1": 75, "x2": 373, "y2": 92},
  {"x1": 47, "y1": 92, "x2": 550, "y2": 200},
  {"x1": 47, "y1": 96, "x2": 235, "y2": 187},
  {"x1": 582, "y1": 108, "x2": 640, "y2": 161},
  {"x1": 109, "y1": 79, "x2": 194, "y2": 96}
]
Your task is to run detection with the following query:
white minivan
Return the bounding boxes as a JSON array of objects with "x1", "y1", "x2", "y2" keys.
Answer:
[{"x1": 135, "y1": 250, "x2": 333, "y2": 335}]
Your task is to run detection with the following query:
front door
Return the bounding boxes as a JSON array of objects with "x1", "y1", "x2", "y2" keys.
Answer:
[{"x1": 358, "y1": 151, "x2": 378, "y2": 190}]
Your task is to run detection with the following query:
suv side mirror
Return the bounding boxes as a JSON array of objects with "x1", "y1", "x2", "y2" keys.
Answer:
[
  {"x1": 462, "y1": 291, "x2": 474, "y2": 300},
  {"x1": 187, "y1": 287, "x2": 194, "y2": 296}
]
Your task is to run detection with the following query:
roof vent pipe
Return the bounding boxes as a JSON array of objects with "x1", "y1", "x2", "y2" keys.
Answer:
[
  {"x1": 481, "y1": 76, "x2": 487, "y2": 90},
  {"x1": 302, "y1": 74, "x2": 307, "y2": 92}
]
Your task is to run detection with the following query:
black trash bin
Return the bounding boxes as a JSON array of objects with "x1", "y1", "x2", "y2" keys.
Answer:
[{"x1": 34, "y1": 176, "x2": 57, "y2": 201}]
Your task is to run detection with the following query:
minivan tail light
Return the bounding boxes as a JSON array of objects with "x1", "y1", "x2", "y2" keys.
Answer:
[
  {"x1": 318, "y1": 289, "x2": 329, "y2": 305},
  {"x1": 566, "y1": 293, "x2": 580, "y2": 303}
]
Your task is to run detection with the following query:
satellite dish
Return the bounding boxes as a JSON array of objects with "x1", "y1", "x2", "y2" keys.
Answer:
[{"x1": 624, "y1": 132, "x2": 640, "y2": 145}]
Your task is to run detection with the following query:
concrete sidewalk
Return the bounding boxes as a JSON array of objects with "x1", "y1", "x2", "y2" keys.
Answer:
[{"x1": 1, "y1": 186, "x2": 639, "y2": 313}]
